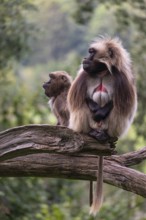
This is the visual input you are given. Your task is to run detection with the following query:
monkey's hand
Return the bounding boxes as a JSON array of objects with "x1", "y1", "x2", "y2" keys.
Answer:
[
  {"x1": 86, "y1": 98, "x2": 113, "y2": 122},
  {"x1": 89, "y1": 129, "x2": 118, "y2": 148}
]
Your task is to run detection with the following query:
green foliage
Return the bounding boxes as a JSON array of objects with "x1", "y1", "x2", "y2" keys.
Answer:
[
  {"x1": 0, "y1": 178, "x2": 45, "y2": 220},
  {"x1": 0, "y1": 0, "x2": 36, "y2": 73},
  {"x1": 23, "y1": 1, "x2": 87, "y2": 66},
  {"x1": 72, "y1": 0, "x2": 95, "y2": 24}
]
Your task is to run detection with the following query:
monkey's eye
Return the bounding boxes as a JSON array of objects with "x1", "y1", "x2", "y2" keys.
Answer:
[
  {"x1": 47, "y1": 76, "x2": 51, "y2": 81},
  {"x1": 88, "y1": 48, "x2": 96, "y2": 54},
  {"x1": 47, "y1": 79, "x2": 51, "y2": 84}
]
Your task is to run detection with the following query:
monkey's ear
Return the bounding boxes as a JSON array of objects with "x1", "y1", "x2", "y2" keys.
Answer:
[
  {"x1": 108, "y1": 48, "x2": 114, "y2": 58},
  {"x1": 49, "y1": 73, "x2": 56, "y2": 79},
  {"x1": 61, "y1": 75, "x2": 67, "y2": 82}
]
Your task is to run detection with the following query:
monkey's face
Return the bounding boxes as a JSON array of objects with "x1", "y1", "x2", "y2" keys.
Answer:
[
  {"x1": 82, "y1": 39, "x2": 122, "y2": 76},
  {"x1": 43, "y1": 71, "x2": 71, "y2": 98},
  {"x1": 83, "y1": 48, "x2": 108, "y2": 76},
  {"x1": 83, "y1": 37, "x2": 131, "y2": 77}
]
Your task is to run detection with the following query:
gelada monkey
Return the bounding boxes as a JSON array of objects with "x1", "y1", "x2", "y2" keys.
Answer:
[
  {"x1": 67, "y1": 37, "x2": 137, "y2": 216},
  {"x1": 43, "y1": 71, "x2": 72, "y2": 126}
]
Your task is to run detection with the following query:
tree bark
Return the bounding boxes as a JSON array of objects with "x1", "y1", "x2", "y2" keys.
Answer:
[
  {"x1": 0, "y1": 125, "x2": 146, "y2": 198},
  {"x1": 0, "y1": 124, "x2": 115, "y2": 161}
]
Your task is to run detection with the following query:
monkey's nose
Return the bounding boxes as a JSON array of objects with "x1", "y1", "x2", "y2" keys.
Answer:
[{"x1": 42, "y1": 83, "x2": 46, "y2": 89}]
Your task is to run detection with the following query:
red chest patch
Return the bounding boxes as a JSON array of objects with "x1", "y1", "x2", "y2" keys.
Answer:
[{"x1": 94, "y1": 83, "x2": 108, "y2": 93}]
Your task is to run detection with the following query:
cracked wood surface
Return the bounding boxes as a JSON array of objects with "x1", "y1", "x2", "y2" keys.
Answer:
[{"x1": 0, "y1": 125, "x2": 146, "y2": 198}]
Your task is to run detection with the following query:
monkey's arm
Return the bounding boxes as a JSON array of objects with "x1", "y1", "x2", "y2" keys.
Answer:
[
  {"x1": 54, "y1": 95, "x2": 69, "y2": 127},
  {"x1": 86, "y1": 98, "x2": 117, "y2": 145},
  {"x1": 86, "y1": 98, "x2": 113, "y2": 122}
]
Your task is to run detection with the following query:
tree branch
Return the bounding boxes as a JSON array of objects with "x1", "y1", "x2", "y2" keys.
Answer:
[
  {"x1": 0, "y1": 124, "x2": 115, "y2": 161},
  {"x1": 0, "y1": 125, "x2": 146, "y2": 198},
  {"x1": 107, "y1": 147, "x2": 146, "y2": 167}
]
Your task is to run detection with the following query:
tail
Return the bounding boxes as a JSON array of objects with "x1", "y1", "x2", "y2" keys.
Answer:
[{"x1": 90, "y1": 156, "x2": 103, "y2": 216}]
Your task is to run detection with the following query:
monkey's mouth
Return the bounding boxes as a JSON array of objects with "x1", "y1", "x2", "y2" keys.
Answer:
[
  {"x1": 42, "y1": 83, "x2": 46, "y2": 89},
  {"x1": 42, "y1": 83, "x2": 50, "y2": 97},
  {"x1": 82, "y1": 59, "x2": 108, "y2": 75},
  {"x1": 42, "y1": 84, "x2": 47, "y2": 92},
  {"x1": 42, "y1": 81, "x2": 51, "y2": 89},
  {"x1": 82, "y1": 59, "x2": 92, "y2": 70}
]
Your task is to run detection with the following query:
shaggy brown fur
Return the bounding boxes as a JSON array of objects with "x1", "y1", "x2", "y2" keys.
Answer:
[
  {"x1": 67, "y1": 37, "x2": 137, "y2": 216},
  {"x1": 43, "y1": 71, "x2": 72, "y2": 126}
]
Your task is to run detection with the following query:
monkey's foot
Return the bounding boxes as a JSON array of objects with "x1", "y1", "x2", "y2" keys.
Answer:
[{"x1": 89, "y1": 129, "x2": 118, "y2": 148}]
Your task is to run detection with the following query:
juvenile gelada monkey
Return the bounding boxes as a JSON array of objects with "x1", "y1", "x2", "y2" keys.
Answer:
[
  {"x1": 43, "y1": 71, "x2": 72, "y2": 126},
  {"x1": 67, "y1": 37, "x2": 137, "y2": 216}
]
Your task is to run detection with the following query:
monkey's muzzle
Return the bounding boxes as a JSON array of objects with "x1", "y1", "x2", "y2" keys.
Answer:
[
  {"x1": 42, "y1": 83, "x2": 47, "y2": 89},
  {"x1": 83, "y1": 58, "x2": 108, "y2": 76},
  {"x1": 82, "y1": 58, "x2": 93, "y2": 72}
]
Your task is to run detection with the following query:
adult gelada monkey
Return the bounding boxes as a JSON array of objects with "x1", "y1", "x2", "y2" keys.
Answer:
[
  {"x1": 67, "y1": 37, "x2": 137, "y2": 216},
  {"x1": 43, "y1": 71, "x2": 72, "y2": 126}
]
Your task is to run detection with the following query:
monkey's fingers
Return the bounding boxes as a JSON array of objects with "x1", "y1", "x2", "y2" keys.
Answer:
[
  {"x1": 108, "y1": 136, "x2": 118, "y2": 148},
  {"x1": 109, "y1": 136, "x2": 118, "y2": 142},
  {"x1": 86, "y1": 97, "x2": 100, "y2": 113},
  {"x1": 93, "y1": 100, "x2": 113, "y2": 122},
  {"x1": 89, "y1": 130, "x2": 118, "y2": 149},
  {"x1": 88, "y1": 129, "x2": 110, "y2": 143}
]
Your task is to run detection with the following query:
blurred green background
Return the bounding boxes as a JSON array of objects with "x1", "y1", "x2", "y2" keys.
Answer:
[{"x1": 0, "y1": 0, "x2": 146, "y2": 219}]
